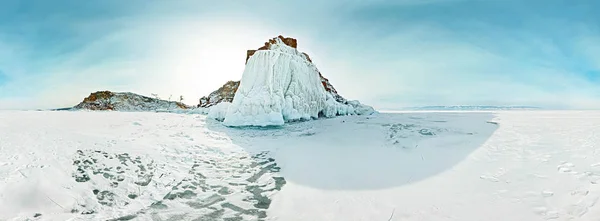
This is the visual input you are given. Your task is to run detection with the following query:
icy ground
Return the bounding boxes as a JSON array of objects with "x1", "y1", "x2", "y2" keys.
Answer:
[{"x1": 1, "y1": 111, "x2": 600, "y2": 221}]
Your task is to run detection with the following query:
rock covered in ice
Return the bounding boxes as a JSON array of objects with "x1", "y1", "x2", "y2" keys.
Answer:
[
  {"x1": 219, "y1": 36, "x2": 374, "y2": 126},
  {"x1": 321, "y1": 94, "x2": 375, "y2": 117},
  {"x1": 195, "y1": 36, "x2": 375, "y2": 126},
  {"x1": 199, "y1": 36, "x2": 357, "y2": 110},
  {"x1": 223, "y1": 45, "x2": 328, "y2": 126}
]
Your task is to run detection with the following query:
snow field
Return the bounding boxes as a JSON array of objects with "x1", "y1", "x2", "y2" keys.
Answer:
[
  {"x1": 0, "y1": 111, "x2": 284, "y2": 221},
  {"x1": 1, "y1": 111, "x2": 600, "y2": 220}
]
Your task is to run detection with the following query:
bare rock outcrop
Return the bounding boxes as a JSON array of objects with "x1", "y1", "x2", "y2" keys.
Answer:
[
  {"x1": 74, "y1": 91, "x2": 190, "y2": 111},
  {"x1": 198, "y1": 81, "x2": 240, "y2": 108}
]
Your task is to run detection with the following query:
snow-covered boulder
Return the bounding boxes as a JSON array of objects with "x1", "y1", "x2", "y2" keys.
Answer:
[
  {"x1": 207, "y1": 102, "x2": 231, "y2": 121},
  {"x1": 216, "y1": 36, "x2": 375, "y2": 127}
]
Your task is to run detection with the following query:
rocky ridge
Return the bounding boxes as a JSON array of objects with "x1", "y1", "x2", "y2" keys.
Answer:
[
  {"x1": 74, "y1": 91, "x2": 190, "y2": 111},
  {"x1": 198, "y1": 81, "x2": 239, "y2": 108}
]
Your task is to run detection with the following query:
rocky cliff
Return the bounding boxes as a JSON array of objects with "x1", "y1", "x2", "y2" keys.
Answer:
[
  {"x1": 199, "y1": 35, "x2": 364, "y2": 109},
  {"x1": 198, "y1": 81, "x2": 239, "y2": 108},
  {"x1": 199, "y1": 35, "x2": 374, "y2": 126}
]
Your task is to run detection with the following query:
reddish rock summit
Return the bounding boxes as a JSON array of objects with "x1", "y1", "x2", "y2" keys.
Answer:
[{"x1": 245, "y1": 35, "x2": 298, "y2": 64}]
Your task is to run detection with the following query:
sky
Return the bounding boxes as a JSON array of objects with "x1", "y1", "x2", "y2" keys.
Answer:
[{"x1": 0, "y1": 0, "x2": 599, "y2": 110}]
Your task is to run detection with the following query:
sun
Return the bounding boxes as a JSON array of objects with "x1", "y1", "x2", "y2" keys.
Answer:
[{"x1": 148, "y1": 20, "x2": 276, "y2": 105}]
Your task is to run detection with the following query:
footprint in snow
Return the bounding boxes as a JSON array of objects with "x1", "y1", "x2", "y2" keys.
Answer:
[
  {"x1": 562, "y1": 193, "x2": 599, "y2": 218},
  {"x1": 532, "y1": 207, "x2": 560, "y2": 220},
  {"x1": 532, "y1": 207, "x2": 548, "y2": 215},
  {"x1": 70, "y1": 150, "x2": 157, "y2": 214},
  {"x1": 558, "y1": 162, "x2": 575, "y2": 173},
  {"x1": 578, "y1": 171, "x2": 600, "y2": 184},
  {"x1": 530, "y1": 174, "x2": 548, "y2": 179},
  {"x1": 479, "y1": 175, "x2": 500, "y2": 182},
  {"x1": 541, "y1": 191, "x2": 554, "y2": 197},
  {"x1": 571, "y1": 190, "x2": 590, "y2": 196},
  {"x1": 545, "y1": 210, "x2": 560, "y2": 220}
]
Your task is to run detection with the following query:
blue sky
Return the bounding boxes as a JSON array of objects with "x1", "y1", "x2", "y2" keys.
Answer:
[{"x1": 1, "y1": 0, "x2": 599, "y2": 109}]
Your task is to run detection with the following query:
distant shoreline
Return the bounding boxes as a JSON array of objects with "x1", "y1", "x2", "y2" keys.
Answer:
[{"x1": 389, "y1": 106, "x2": 541, "y2": 111}]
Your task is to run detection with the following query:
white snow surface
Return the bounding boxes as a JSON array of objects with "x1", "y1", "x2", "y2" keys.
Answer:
[
  {"x1": 2, "y1": 110, "x2": 600, "y2": 221},
  {"x1": 207, "y1": 102, "x2": 231, "y2": 121},
  {"x1": 223, "y1": 39, "x2": 372, "y2": 127}
]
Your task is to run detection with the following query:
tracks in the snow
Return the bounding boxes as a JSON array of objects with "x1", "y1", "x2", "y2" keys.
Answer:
[{"x1": 70, "y1": 129, "x2": 286, "y2": 221}]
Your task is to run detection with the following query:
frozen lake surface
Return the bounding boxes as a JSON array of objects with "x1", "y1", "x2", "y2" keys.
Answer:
[{"x1": 1, "y1": 110, "x2": 599, "y2": 221}]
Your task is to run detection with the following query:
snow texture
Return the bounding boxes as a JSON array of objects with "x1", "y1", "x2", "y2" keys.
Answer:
[
  {"x1": 2, "y1": 111, "x2": 600, "y2": 220},
  {"x1": 223, "y1": 38, "x2": 373, "y2": 127},
  {"x1": 0, "y1": 111, "x2": 284, "y2": 221}
]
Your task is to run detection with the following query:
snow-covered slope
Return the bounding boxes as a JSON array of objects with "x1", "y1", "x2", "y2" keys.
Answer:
[
  {"x1": 221, "y1": 36, "x2": 374, "y2": 126},
  {"x1": 73, "y1": 91, "x2": 191, "y2": 111},
  {"x1": 3, "y1": 111, "x2": 600, "y2": 220}
]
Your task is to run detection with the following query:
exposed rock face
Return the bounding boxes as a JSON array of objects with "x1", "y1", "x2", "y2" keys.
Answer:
[
  {"x1": 78, "y1": 91, "x2": 116, "y2": 110},
  {"x1": 319, "y1": 73, "x2": 346, "y2": 103},
  {"x1": 202, "y1": 36, "x2": 353, "y2": 109},
  {"x1": 74, "y1": 91, "x2": 190, "y2": 111},
  {"x1": 198, "y1": 81, "x2": 239, "y2": 108},
  {"x1": 245, "y1": 36, "x2": 298, "y2": 64}
]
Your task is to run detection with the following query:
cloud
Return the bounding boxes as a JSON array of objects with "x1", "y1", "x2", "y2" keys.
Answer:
[
  {"x1": 0, "y1": 0, "x2": 348, "y2": 109},
  {"x1": 0, "y1": 12, "x2": 285, "y2": 109},
  {"x1": 310, "y1": 0, "x2": 600, "y2": 109}
]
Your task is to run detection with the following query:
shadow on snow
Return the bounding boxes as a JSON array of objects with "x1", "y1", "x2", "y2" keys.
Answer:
[{"x1": 206, "y1": 112, "x2": 499, "y2": 191}]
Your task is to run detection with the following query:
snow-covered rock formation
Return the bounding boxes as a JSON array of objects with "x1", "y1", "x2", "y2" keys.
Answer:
[
  {"x1": 198, "y1": 81, "x2": 239, "y2": 108},
  {"x1": 207, "y1": 102, "x2": 231, "y2": 121},
  {"x1": 223, "y1": 46, "x2": 327, "y2": 126},
  {"x1": 73, "y1": 91, "x2": 191, "y2": 111},
  {"x1": 202, "y1": 36, "x2": 374, "y2": 126}
]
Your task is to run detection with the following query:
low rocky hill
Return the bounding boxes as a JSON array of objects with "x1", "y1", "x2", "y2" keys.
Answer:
[{"x1": 73, "y1": 91, "x2": 190, "y2": 111}]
